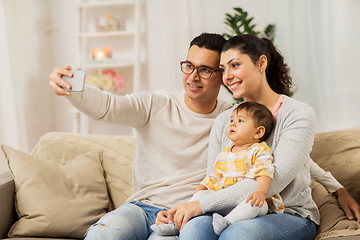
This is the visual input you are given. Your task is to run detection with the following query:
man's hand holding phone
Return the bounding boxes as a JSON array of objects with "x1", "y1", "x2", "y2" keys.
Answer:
[{"x1": 49, "y1": 65, "x2": 85, "y2": 96}]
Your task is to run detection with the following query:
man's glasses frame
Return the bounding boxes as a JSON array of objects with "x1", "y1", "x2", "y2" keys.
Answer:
[{"x1": 180, "y1": 61, "x2": 222, "y2": 79}]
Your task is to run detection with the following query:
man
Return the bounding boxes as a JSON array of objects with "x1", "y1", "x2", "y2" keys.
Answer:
[
  {"x1": 49, "y1": 32, "x2": 360, "y2": 239},
  {"x1": 48, "y1": 33, "x2": 232, "y2": 240}
]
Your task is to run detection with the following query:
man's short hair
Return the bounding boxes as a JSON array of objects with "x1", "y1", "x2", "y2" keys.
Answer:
[{"x1": 190, "y1": 33, "x2": 226, "y2": 54}]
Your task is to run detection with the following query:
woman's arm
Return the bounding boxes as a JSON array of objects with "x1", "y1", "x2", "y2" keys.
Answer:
[
  {"x1": 310, "y1": 159, "x2": 360, "y2": 222},
  {"x1": 335, "y1": 188, "x2": 360, "y2": 223},
  {"x1": 168, "y1": 101, "x2": 318, "y2": 227},
  {"x1": 198, "y1": 102, "x2": 317, "y2": 214},
  {"x1": 167, "y1": 109, "x2": 235, "y2": 230},
  {"x1": 310, "y1": 160, "x2": 342, "y2": 193}
]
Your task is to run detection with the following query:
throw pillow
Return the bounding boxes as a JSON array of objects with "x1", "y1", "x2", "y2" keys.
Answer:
[
  {"x1": 311, "y1": 179, "x2": 360, "y2": 240},
  {"x1": 31, "y1": 132, "x2": 135, "y2": 210},
  {"x1": 311, "y1": 127, "x2": 360, "y2": 204},
  {"x1": 1, "y1": 145, "x2": 108, "y2": 239}
]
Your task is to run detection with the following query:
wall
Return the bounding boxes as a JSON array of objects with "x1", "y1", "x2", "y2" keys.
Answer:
[
  {"x1": 49, "y1": 0, "x2": 137, "y2": 136},
  {"x1": 48, "y1": 0, "x2": 82, "y2": 134},
  {"x1": 3, "y1": 0, "x2": 54, "y2": 151},
  {"x1": 49, "y1": 0, "x2": 288, "y2": 136},
  {"x1": 1, "y1": 0, "x2": 360, "y2": 154},
  {"x1": 144, "y1": 0, "x2": 360, "y2": 132}
]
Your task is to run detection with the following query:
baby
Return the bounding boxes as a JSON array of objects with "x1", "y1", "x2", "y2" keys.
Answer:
[{"x1": 152, "y1": 102, "x2": 284, "y2": 236}]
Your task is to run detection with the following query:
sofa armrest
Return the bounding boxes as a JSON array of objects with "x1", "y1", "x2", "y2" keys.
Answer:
[{"x1": 0, "y1": 171, "x2": 16, "y2": 239}]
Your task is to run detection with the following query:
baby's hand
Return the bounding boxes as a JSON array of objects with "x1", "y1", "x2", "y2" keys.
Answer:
[
  {"x1": 155, "y1": 210, "x2": 171, "y2": 225},
  {"x1": 245, "y1": 191, "x2": 266, "y2": 207},
  {"x1": 194, "y1": 184, "x2": 207, "y2": 193}
]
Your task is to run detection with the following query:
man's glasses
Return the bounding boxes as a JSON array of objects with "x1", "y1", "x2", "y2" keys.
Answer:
[{"x1": 180, "y1": 61, "x2": 222, "y2": 79}]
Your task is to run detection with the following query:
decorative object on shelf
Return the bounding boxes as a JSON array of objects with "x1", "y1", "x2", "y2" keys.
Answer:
[
  {"x1": 78, "y1": 0, "x2": 142, "y2": 97},
  {"x1": 86, "y1": 69, "x2": 124, "y2": 92},
  {"x1": 91, "y1": 47, "x2": 113, "y2": 60},
  {"x1": 96, "y1": 13, "x2": 121, "y2": 32},
  {"x1": 76, "y1": 0, "x2": 142, "y2": 134}
]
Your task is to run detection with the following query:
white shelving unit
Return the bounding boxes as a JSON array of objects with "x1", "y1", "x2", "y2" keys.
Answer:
[
  {"x1": 77, "y1": 0, "x2": 141, "y2": 95},
  {"x1": 73, "y1": 0, "x2": 143, "y2": 135}
]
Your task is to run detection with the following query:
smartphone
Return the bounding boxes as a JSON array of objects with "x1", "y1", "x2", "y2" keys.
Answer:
[{"x1": 61, "y1": 70, "x2": 86, "y2": 92}]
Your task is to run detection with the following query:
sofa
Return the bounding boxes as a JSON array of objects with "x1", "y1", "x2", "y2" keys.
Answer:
[{"x1": 0, "y1": 127, "x2": 360, "y2": 240}]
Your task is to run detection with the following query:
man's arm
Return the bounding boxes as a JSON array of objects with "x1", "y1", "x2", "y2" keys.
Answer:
[{"x1": 49, "y1": 65, "x2": 152, "y2": 128}]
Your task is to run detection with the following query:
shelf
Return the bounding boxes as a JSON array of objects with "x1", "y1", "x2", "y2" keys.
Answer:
[
  {"x1": 78, "y1": 0, "x2": 135, "y2": 8},
  {"x1": 77, "y1": 0, "x2": 141, "y2": 92},
  {"x1": 80, "y1": 61, "x2": 133, "y2": 69},
  {"x1": 78, "y1": 30, "x2": 134, "y2": 38},
  {"x1": 75, "y1": 0, "x2": 142, "y2": 135}
]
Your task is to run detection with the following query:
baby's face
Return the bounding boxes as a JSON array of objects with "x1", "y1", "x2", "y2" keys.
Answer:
[{"x1": 227, "y1": 109, "x2": 259, "y2": 146}]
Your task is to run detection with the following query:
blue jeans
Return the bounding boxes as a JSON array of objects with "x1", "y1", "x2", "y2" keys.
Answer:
[
  {"x1": 179, "y1": 213, "x2": 317, "y2": 240},
  {"x1": 84, "y1": 201, "x2": 178, "y2": 240}
]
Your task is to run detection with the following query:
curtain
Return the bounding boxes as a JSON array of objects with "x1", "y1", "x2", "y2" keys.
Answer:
[
  {"x1": 145, "y1": 0, "x2": 192, "y2": 91},
  {"x1": 0, "y1": 0, "x2": 53, "y2": 153},
  {"x1": 0, "y1": 1, "x2": 23, "y2": 151},
  {"x1": 289, "y1": 0, "x2": 360, "y2": 131}
]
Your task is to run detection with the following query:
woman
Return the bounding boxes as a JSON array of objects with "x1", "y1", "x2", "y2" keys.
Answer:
[
  {"x1": 161, "y1": 34, "x2": 360, "y2": 239},
  {"x1": 164, "y1": 34, "x2": 323, "y2": 239}
]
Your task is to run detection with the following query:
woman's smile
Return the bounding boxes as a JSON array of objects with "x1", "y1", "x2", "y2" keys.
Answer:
[{"x1": 228, "y1": 81, "x2": 243, "y2": 92}]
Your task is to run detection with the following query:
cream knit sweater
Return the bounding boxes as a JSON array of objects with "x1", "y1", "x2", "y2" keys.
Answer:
[
  {"x1": 200, "y1": 95, "x2": 321, "y2": 225},
  {"x1": 67, "y1": 85, "x2": 231, "y2": 209}
]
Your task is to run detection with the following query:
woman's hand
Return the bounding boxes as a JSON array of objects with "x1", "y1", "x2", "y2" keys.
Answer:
[
  {"x1": 336, "y1": 188, "x2": 360, "y2": 223},
  {"x1": 168, "y1": 200, "x2": 202, "y2": 231},
  {"x1": 48, "y1": 65, "x2": 73, "y2": 96}
]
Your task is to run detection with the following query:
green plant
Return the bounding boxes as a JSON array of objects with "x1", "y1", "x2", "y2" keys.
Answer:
[
  {"x1": 222, "y1": 7, "x2": 276, "y2": 103},
  {"x1": 223, "y1": 7, "x2": 276, "y2": 41}
]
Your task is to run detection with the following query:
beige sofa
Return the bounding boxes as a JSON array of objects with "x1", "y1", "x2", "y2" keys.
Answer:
[{"x1": 1, "y1": 127, "x2": 360, "y2": 240}]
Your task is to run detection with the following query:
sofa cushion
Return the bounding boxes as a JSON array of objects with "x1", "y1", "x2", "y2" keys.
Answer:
[
  {"x1": 311, "y1": 127, "x2": 360, "y2": 203},
  {"x1": 311, "y1": 127, "x2": 360, "y2": 239},
  {"x1": 31, "y1": 132, "x2": 135, "y2": 210},
  {"x1": 0, "y1": 172, "x2": 16, "y2": 239},
  {"x1": 1, "y1": 145, "x2": 108, "y2": 239},
  {"x1": 311, "y1": 179, "x2": 360, "y2": 239}
]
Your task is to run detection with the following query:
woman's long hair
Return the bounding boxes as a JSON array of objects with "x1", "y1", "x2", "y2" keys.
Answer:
[{"x1": 222, "y1": 34, "x2": 292, "y2": 95}]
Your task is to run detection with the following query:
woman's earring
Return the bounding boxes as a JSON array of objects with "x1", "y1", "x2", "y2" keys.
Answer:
[{"x1": 260, "y1": 68, "x2": 263, "y2": 72}]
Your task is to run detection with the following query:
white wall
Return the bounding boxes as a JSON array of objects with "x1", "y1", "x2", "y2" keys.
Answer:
[
  {"x1": 47, "y1": 0, "x2": 241, "y2": 137},
  {"x1": 3, "y1": 0, "x2": 54, "y2": 151},
  {"x1": 48, "y1": 0, "x2": 136, "y2": 136},
  {"x1": 1, "y1": 0, "x2": 360, "y2": 155},
  {"x1": 145, "y1": 0, "x2": 360, "y2": 132}
]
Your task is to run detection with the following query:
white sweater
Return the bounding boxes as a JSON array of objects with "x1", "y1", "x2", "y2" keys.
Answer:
[
  {"x1": 200, "y1": 95, "x2": 321, "y2": 225},
  {"x1": 67, "y1": 85, "x2": 232, "y2": 209}
]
